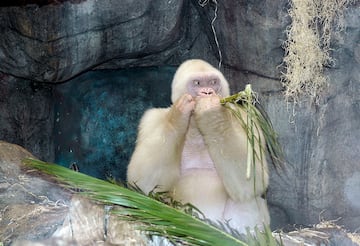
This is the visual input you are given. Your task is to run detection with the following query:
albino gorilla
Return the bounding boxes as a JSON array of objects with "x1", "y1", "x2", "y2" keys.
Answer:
[{"x1": 127, "y1": 59, "x2": 269, "y2": 233}]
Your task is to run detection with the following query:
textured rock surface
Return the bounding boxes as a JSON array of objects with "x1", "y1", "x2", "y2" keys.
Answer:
[
  {"x1": 0, "y1": 141, "x2": 69, "y2": 244},
  {"x1": 0, "y1": 0, "x2": 359, "y2": 234},
  {"x1": 214, "y1": 0, "x2": 289, "y2": 78},
  {"x1": 0, "y1": 142, "x2": 149, "y2": 245},
  {"x1": 0, "y1": 74, "x2": 54, "y2": 161},
  {"x1": 0, "y1": 0, "x2": 184, "y2": 82},
  {"x1": 264, "y1": 5, "x2": 360, "y2": 230}
]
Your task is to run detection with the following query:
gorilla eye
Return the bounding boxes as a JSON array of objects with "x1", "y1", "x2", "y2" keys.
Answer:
[
  {"x1": 210, "y1": 80, "x2": 217, "y2": 85},
  {"x1": 193, "y1": 80, "x2": 200, "y2": 85}
]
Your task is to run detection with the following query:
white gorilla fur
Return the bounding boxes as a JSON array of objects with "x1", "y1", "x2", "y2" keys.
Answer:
[{"x1": 127, "y1": 59, "x2": 270, "y2": 233}]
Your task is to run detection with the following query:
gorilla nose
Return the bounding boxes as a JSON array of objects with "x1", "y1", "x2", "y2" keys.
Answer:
[{"x1": 199, "y1": 88, "x2": 215, "y2": 96}]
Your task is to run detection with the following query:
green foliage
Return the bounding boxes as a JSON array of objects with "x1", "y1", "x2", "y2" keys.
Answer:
[
  {"x1": 220, "y1": 84, "x2": 285, "y2": 173},
  {"x1": 23, "y1": 158, "x2": 283, "y2": 246},
  {"x1": 23, "y1": 158, "x2": 245, "y2": 245}
]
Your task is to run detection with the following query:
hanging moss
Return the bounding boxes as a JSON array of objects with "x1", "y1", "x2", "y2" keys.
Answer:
[{"x1": 281, "y1": 0, "x2": 356, "y2": 104}]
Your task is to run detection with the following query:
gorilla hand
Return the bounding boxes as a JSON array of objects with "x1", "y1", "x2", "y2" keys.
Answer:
[
  {"x1": 175, "y1": 94, "x2": 196, "y2": 116},
  {"x1": 168, "y1": 94, "x2": 195, "y2": 132},
  {"x1": 194, "y1": 94, "x2": 222, "y2": 114}
]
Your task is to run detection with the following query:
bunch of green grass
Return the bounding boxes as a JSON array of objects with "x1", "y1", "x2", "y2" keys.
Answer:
[
  {"x1": 220, "y1": 84, "x2": 284, "y2": 178},
  {"x1": 23, "y1": 158, "x2": 282, "y2": 246}
]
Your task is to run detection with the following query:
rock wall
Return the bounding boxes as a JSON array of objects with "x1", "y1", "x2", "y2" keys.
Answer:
[
  {"x1": 0, "y1": 0, "x2": 359, "y2": 232},
  {"x1": 0, "y1": 74, "x2": 54, "y2": 161},
  {"x1": 0, "y1": 0, "x2": 185, "y2": 82}
]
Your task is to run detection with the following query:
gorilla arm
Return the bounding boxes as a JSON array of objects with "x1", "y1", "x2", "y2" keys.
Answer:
[
  {"x1": 127, "y1": 94, "x2": 194, "y2": 194},
  {"x1": 194, "y1": 96, "x2": 269, "y2": 202}
]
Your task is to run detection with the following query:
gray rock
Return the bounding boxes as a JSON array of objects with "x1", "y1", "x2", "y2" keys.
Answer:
[
  {"x1": 263, "y1": 5, "x2": 360, "y2": 231},
  {"x1": 0, "y1": 141, "x2": 150, "y2": 245},
  {"x1": 0, "y1": 0, "x2": 184, "y2": 82},
  {"x1": 0, "y1": 141, "x2": 69, "y2": 244},
  {"x1": 0, "y1": 76, "x2": 54, "y2": 161}
]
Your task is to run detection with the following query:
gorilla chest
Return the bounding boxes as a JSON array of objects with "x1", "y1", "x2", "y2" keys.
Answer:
[{"x1": 180, "y1": 128, "x2": 215, "y2": 173}]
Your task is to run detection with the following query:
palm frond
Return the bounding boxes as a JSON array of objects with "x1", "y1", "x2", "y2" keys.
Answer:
[
  {"x1": 22, "y1": 158, "x2": 247, "y2": 246},
  {"x1": 220, "y1": 84, "x2": 285, "y2": 171}
]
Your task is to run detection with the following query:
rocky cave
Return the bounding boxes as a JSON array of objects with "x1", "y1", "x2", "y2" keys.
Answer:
[{"x1": 0, "y1": 0, "x2": 359, "y2": 245}]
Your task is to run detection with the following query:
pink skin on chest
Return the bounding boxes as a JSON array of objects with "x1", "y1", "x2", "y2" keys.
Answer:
[{"x1": 180, "y1": 123, "x2": 216, "y2": 175}]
